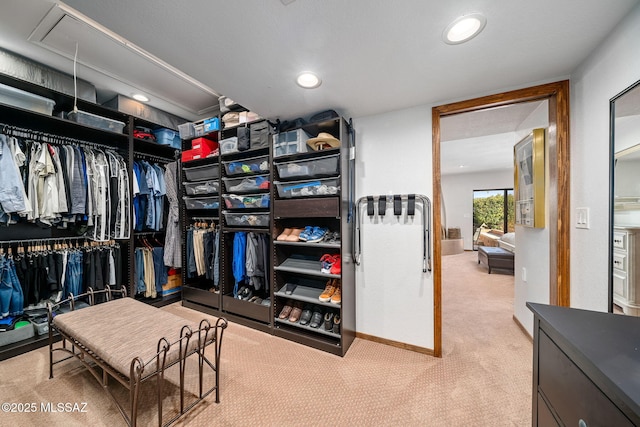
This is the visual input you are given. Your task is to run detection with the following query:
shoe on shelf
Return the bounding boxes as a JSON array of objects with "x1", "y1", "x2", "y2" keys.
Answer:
[
  {"x1": 309, "y1": 309, "x2": 323, "y2": 328},
  {"x1": 306, "y1": 226, "x2": 329, "y2": 243},
  {"x1": 288, "y1": 302, "x2": 303, "y2": 323},
  {"x1": 319, "y1": 279, "x2": 336, "y2": 302},
  {"x1": 241, "y1": 287, "x2": 253, "y2": 300},
  {"x1": 320, "y1": 253, "x2": 337, "y2": 274},
  {"x1": 324, "y1": 312, "x2": 334, "y2": 331},
  {"x1": 278, "y1": 302, "x2": 293, "y2": 319},
  {"x1": 277, "y1": 228, "x2": 293, "y2": 241},
  {"x1": 330, "y1": 280, "x2": 341, "y2": 304},
  {"x1": 333, "y1": 315, "x2": 341, "y2": 334},
  {"x1": 330, "y1": 255, "x2": 341, "y2": 275},
  {"x1": 261, "y1": 298, "x2": 271, "y2": 307},
  {"x1": 285, "y1": 228, "x2": 304, "y2": 242},
  {"x1": 299, "y1": 304, "x2": 313, "y2": 326},
  {"x1": 298, "y1": 226, "x2": 315, "y2": 241},
  {"x1": 236, "y1": 286, "x2": 247, "y2": 299},
  {"x1": 285, "y1": 283, "x2": 297, "y2": 295}
]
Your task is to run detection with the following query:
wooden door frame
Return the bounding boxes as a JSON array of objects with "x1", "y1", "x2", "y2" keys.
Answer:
[{"x1": 432, "y1": 81, "x2": 570, "y2": 357}]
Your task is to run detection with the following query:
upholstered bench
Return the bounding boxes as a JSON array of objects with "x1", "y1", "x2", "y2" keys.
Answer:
[
  {"x1": 48, "y1": 287, "x2": 227, "y2": 427},
  {"x1": 477, "y1": 246, "x2": 514, "y2": 274}
]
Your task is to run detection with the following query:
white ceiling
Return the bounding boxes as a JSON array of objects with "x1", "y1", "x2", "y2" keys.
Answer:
[
  {"x1": 0, "y1": 0, "x2": 637, "y2": 176},
  {"x1": 0, "y1": 0, "x2": 636, "y2": 123}
]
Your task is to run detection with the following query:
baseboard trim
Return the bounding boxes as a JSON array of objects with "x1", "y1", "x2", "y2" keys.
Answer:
[
  {"x1": 512, "y1": 315, "x2": 533, "y2": 342},
  {"x1": 355, "y1": 332, "x2": 435, "y2": 356}
]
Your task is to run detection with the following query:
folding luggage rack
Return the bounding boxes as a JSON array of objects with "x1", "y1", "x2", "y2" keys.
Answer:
[{"x1": 353, "y1": 194, "x2": 431, "y2": 272}]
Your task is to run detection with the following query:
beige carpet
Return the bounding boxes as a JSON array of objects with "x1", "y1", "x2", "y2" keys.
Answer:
[{"x1": 0, "y1": 251, "x2": 531, "y2": 426}]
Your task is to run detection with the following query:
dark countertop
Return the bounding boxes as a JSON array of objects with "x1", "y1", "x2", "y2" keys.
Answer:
[{"x1": 528, "y1": 302, "x2": 640, "y2": 423}]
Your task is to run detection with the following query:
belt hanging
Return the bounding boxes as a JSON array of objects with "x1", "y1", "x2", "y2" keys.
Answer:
[
  {"x1": 367, "y1": 196, "x2": 375, "y2": 216},
  {"x1": 378, "y1": 195, "x2": 386, "y2": 217},
  {"x1": 394, "y1": 195, "x2": 402, "y2": 216},
  {"x1": 407, "y1": 194, "x2": 416, "y2": 216}
]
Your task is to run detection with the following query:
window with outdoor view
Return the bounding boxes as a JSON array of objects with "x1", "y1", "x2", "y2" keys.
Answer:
[{"x1": 472, "y1": 189, "x2": 514, "y2": 249}]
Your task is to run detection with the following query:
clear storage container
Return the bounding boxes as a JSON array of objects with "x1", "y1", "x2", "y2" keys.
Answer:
[
  {"x1": 153, "y1": 128, "x2": 181, "y2": 148},
  {"x1": 223, "y1": 211, "x2": 270, "y2": 227},
  {"x1": 222, "y1": 155, "x2": 270, "y2": 176},
  {"x1": 275, "y1": 153, "x2": 340, "y2": 179},
  {"x1": 275, "y1": 177, "x2": 340, "y2": 199},
  {"x1": 273, "y1": 129, "x2": 311, "y2": 157},
  {"x1": 220, "y1": 137, "x2": 239, "y2": 155},
  {"x1": 0, "y1": 83, "x2": 55, "y2": 115},
  {"x1": 67, "y1": 110, "x2": 126, "y2": 133},
  {"x1": 183, "y1": 163, "x2": 220, "y2": 181},
  {"x1": 184, "y1": 179, "x2": 219, "y2": 195},
  {"x1": 222, "y1": 173, "x2": 270, "y2": 193},
  {"x1": 184, "y1": 196, "x2": 220, "y2": 210},
  {"x1": 223, "y1": 193, "x2": 270, "y2": 209}
]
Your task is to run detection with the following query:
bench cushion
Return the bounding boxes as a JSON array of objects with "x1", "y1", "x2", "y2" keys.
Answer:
[
  {"x1": 53, "y1": 298, "x2": 198, "y2": 377},
  {"x1": 478, "y1": 246, "x2": 514, "y2": 259}
]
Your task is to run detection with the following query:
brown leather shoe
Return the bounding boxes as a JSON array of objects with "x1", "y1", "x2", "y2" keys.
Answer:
[
  {"x1": 278, "y1": 302, "x2": 293, "y2": 319},
  {"x1": 330, "y1": 279, "x2": 341, "y2": 304},
  {"x1": 276, "y1": 228, "x2": 293, "y2": 241},
  {"x1": 288, "y1": 302, "x2": 303, "y2": 322}
]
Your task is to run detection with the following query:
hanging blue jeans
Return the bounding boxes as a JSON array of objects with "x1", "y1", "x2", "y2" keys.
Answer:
[
  {"x1": 152, "y1": 247, "x2": 167, "y2": 293},
  {"x1": 0, "y1": 255, "x2": 11, "y2": 318},
  {"x1": 7, "y1": 257, "x2": 24, "y2": 316}
]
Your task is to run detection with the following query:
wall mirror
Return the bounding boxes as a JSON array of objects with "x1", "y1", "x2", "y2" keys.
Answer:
[{"x1": 610, "y1": 79, "x2": 640, "y2": 316}]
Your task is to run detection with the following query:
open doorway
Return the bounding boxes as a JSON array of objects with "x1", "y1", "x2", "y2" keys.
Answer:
[{"x1": 431, "y1": 81, "x2": 570, "y2": 357}]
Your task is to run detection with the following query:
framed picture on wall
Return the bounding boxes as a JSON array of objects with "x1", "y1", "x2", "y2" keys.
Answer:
[{"x1": 514, "y1": 128, "x2": 545, "y2": 228}]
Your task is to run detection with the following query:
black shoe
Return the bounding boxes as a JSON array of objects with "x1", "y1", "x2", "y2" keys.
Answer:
[
  {"x1": 299, "y1": 304, "x2": 313, "y2": 325},
  {"x1": 285, "y1": 283, "x2": 297, "y2": 295},
  {"x1": 324, "y1": 312, "x2": 334, "y2": 331},
  {"x1": 240, "y1": 287, "x2": 253, "y2": 300},
  {"x1": 309, "y1": 310, "x2": 323, "y2": 328}
]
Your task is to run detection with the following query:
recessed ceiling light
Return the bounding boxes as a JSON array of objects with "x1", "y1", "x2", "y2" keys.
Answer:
[
  {"x1": 296, "y1": 72, "x2": 321, "y2": 89},
  {"x1": 443, "y1": 13, "x2": 486, "y2": 45},
  {"x1": 132, "y1": 93, "x2": 149, "y2": 102}
]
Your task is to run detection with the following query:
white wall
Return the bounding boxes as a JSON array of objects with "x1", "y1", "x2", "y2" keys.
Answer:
[
  {"x1": 570, "y1": 3, "x2": 640, "y2": 312},
  {"x1": 513, "y1": 103, "x2": 550, "y2": 334},
  {"x1": 353, "y1": 105, "x2": 433, "y2": 349},
  {"x1": 441, "y1": 169, "x2": 514, "y2": 250}
]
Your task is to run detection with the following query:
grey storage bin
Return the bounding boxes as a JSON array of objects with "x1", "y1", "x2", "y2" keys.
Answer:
[
  {"x1": 0, "y1": 83, "x2": 55, "y2": 115},
  {"x1": 250, "y1": 121, "x2": 270, "y2": 149},
  {"x1": 32, "y1": 317, "x2": 49, "y2": 335},
  {"x1": 273, "y1": 129, "x2": 310, "y2": 157},
  {"x1": 178, "y1": 122, "x2": 195, "y2": 139},
  {"x1": 184, "y1": 179, "x2": 219, "y2": 195},
  {"x1": 223, "y1": 193, "x2": 270, "y2": 209},
  {"x1": 68, "y1": 110, "x2": 126, "y2": 133},
  {"x1": 223, "y1": 211, "x2": 270, "y2": 227},
  {"x1": 183, "y1": 163, "x2": 220, "y2": 181},
  {"x1": 222, "y1": 173, "x2": 270, "y2": 193},
  {"x1": 222, "y1": 155, "x2": 270, "y2": 176},
  {"x1": 275, "y1": 177, "x2": 341, "y2": 199},
  {"x1": 0, "y1": 321, "x2": 34, "y2": 346},
  {"x1": 184, "y1": 196, "x2": 220, "y2": 210},
  {"x1": 275, "y1": 153, "x2": 340, "y2": 179}
]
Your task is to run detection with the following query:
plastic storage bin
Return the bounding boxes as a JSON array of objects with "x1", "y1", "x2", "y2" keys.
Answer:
[
  {"x1": 184, "y1": 196, "x2": 220, "y2": 210},
  {"x1": 220, "y1": 137, "x2": 239, "y2": 155},
  {"x1": 223, "y1": 193, "x2": 270, "y2": 209},
  {"x1": 184, "y1": 179, "x2": 219, "y2": 195},
  {"x1": 178, "y1": 122, "x2": 195, "y2": 139},
  {"x1": 222, "y1": 173, "x2": 270, "y2": 193},
  {"x1": 183, "y1": 163, "x2": 220, "y2": 181},
  {"x1": 249, "y1": 121, "x2": 270, "y2": 149},
  {"x1": 223, "y1": 211, "x2": 270, "y2": 227},
  {"x1": 275, "y1": 177, "x2": 340, "y2": 199},
  {"x1": 273, "y1": 129, "x2": 310, "y2": 157},
  {"x1": 222, "y1": 155, "x2": 269, "y2": 176},
  {"x1": 0, "y1": 83, "x2": 55, "y2": 115},
  {"x1": 68, "y1": 110, "x2": 126, "y2": 133},
  {"x1": 275, "y1": 153, "x2": 340, "y2": 179},
  {"x1": 153, "y1": 128, "x2": 181, "y2": 149}
]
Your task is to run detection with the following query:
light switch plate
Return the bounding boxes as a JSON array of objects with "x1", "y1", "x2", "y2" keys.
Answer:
[{"x1": 576, "y1": 207, "x2": 589, "y2": 229}]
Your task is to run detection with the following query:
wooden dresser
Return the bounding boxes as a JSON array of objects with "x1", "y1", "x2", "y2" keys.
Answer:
[{"x1": 528, "y1": 303, "x2": 640, "y2": 426}]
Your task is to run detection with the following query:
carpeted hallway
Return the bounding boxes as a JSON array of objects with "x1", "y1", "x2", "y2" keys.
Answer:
[{"x1": 0, "y1": 250, "x2": 531, "y2": 426}]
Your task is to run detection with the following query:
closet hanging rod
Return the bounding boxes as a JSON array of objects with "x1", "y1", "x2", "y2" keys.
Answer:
[
  {"x1": 191, "y1": 217, "x2": 218, "y2": 221},
  {"x1": 134, "y1": 153, "x2": 174, "y2": 163},
  {"x1": 0, "y1": 236, "x2": 89, "y2": 246},
  {"x1": 133, "y1": 231, "x2": 164, "y2": 236},
  {"x1": 0, "y1": 122, "x2": 124, "y2": 152}
]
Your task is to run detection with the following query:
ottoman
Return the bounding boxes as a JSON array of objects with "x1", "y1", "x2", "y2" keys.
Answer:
[{"x1": 478, "y1": 246, "x2": 514, "y2": 274}]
